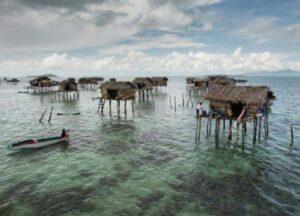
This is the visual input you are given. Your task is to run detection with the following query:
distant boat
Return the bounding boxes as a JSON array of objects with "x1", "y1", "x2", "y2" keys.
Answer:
[{"x1": 8, "y1": 136, "x2": 68, "y2": 150}]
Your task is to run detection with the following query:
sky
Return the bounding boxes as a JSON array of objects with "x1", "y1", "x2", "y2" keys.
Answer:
[{"x1": 0, "y1": 0, "x2": 300, "y2": 76}]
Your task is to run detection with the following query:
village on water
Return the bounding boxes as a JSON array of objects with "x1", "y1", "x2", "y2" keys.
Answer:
[{"x1": 2, "y1": 74, "x2": 282, "y2": 151}]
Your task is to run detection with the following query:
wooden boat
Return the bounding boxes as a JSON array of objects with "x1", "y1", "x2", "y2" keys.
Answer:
[{"x1": 8, "y1": 136, "x2": 69, "y2": 150}]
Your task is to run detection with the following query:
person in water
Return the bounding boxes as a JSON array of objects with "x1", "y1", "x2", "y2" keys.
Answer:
[
  {"x1": 237, "y1": 105, "x2": 247, "y2": 123},
  {"x1": 196, "y1": 101, "x2": 205, "y2": 116},
  {"x1": 61, "y1": 129, "x2": 67, "y2": 138}
]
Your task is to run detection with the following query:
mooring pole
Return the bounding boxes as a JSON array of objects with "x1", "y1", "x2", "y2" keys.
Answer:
[
  {"x1": 39, "y1": 108, "x2": 48, "y2": 123},
  {"x1": 291, "y1": 124, "x2": 294, "y2": 145},
  {"x1": 48, "y1": 106, "x2": 53, "y2": 123},
  {"x1": 182, "y1": 93, "x2": 184, "y2": 107},
  {"x1": 169, "y1": 95, "x2": 172, "y2": 109}
]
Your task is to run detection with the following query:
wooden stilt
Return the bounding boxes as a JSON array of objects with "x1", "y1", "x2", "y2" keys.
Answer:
[
  {"x1": 253, "y1": 117, "x2": 257, "y2": 145},
  {"x1": 242, "y1": 121, "x2": 246, "y2": 151},
  {"x1": 124, "y1": 99, "x2": 127, "y2": 116},
  {"x1": 197, "y1": 116, "x2": 202, "y2": 141},
  {"x1": 228, "y1": 119, "x2": 233, "y2": 141},
  {"x1": 182, "y1": 93, "x2": 184, "y2": 107},
  {"x1": 174, "y1": 96, "x2": 176, "y2": 112},
  {"x1": 109, "y1": 100, "x2": 112, "y2": 116},
  {"x1": 223, "y1": 118, "x2": 226, "y2": 130},
  {"x1": 195, "y1": 115, "x2": 199, "y2": 142},
  {"x1": 117, "y1": 100, "x2": 120, "y2": 118},
  {"x1": 132, "y1": 99, "x2": 134, "y2": 114},
  {"x1": 101, "y1": 99, "x2": 105, "y2": 114},
  {"x1": 215, "y1": 118, "x2": 220, "y2": 148},
  {"x1": 169, "y1": 95, "x2": 172, "y2": 109},
  {"x1": 258, "y1": 116, "x2": 262, "y2": 141}
]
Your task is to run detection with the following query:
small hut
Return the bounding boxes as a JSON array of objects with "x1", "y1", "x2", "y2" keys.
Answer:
[
  {"x1": 132, "y1": 77, "x2": 154, "y2": 101},
  {"x1": 208, "y1": 76, "x2": 236, "y2": 87},
  {"x1": 78, "y1": 77, "x2": 104, "y2": 90},
  {"x1": 205, "y1": 85, "x2": 275, "y2": 118},
  {"x1": 59, "y1": 78, "x2": 78, "y2": 91},
  {"x1": 199, "y1": 85, "x2": 276, "y2": 147},
  {"x1": 193, "y1": 78, "x2": 208, "y2": 89},
  {"x1": 99, "y1": 80, "x2": 136, "y2": 116},
  {"x1": 186, "y1": 77, "x2": 196, "y2": 85},
  {"x1": 6, "y1": 78, "x2": 20, "y2": 84},
  {"x1": 151, "y1": 77, "x2": 168, "y2": 87},
  {"x1": 29, "y1": 76, "x2": 52, "y2": 87}
]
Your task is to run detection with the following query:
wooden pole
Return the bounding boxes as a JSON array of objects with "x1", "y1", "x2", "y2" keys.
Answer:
[
  {"x1": 101, "y1": 100, "x2": 105, "y2": 114},
  {"x1": 174, "y1": 96, "x2": 176, "y2": 112},
  {"x1": 197, "y1": 116, "x2": 202, "y2": 141},
  {"x1": 182, "y1": 93, "x2": 184, "y2": 107},
  {"x1": 291, "y1": 124, "x2": 294, "y2": 145},
  {"x1": 228, "y1": 119, "x2": 233, "y2": 141},
  {"x1": 195, "y1": 115, "x2": 199, "y2": 142},
  {"x1": 258, "y1": 116, "x2": 262, "y2": 141},
  {"x1": 223, "y1": 118, "x2": 226, "y2": 130},
  {"x1": 109, "y1": 100, "x2": 112, "y2": 116},
  {"x1": 117, "y1": 100, "x2": 120, "y2": 118},
  {"x1": 132, "y1": 99, "x2": 134, "y2": 114},
  {"x1": 253, "y1": 117, "x2": 257, "y2": 145},
  {"x1": 241, "y1": 121, "x2": 246, "y2": 151},
  {"x1": 48, "y1": 106, "x2": 53, "y2": 123},
  {"x1": 39, "y1": 108, "x2": 48, "y2": 123},
  {"x1": 124, "y1": 99, "x2": 127, "y2": 116},
  {"x1": 169, "y1": 95, "x2": 172, "y2": 109},
  {"x1": 215, "y1": 118, "x2": 220, "y2": 148}
]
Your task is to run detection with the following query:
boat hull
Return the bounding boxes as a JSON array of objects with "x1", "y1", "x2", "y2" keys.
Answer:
[{"x1": 8, "y1": 137, "x2": 68, "y2": 150}]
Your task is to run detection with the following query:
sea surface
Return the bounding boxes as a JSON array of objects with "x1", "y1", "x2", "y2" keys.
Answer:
[{"x1": 0, "y1": 76, "x2": 299, "y2": 216}]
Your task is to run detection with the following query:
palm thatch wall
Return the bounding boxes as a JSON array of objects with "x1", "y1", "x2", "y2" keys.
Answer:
[
  {"x1": 132, "y1": 77, "x2": 154, "y2": 90},
  {"x1": 151, "y1": 77, "x2": 168, "y2": 86},
  {"x1": 100, "y1": 81, "x2": 135, "y2": 100},
  {"x1": 59, "y1": 78, "x2": 78, "y2": 91},
  {"x1": 205, "y1": 85, "x2": 275, "y2": 117}
]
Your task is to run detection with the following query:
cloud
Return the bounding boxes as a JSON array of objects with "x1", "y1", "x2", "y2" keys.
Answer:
[
  {"x1": 0, "y1": 0, "x2": 220, "y2": 53},
  {"x1": 233, "y1": 17, "x2": 300, "y2": 43},
  {"x1": 2, "y1": 48, "x2": 298, "y2": 77}
]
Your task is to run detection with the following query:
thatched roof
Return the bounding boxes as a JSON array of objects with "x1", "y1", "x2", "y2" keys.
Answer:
[
  {"x1": 100, "y1": 81, "x2": 135, "y2": 90},
  {"x1": 205, "y1": 85, "x2": 275, "y2": 105},
  {"x1": 59, "y1": 78, "x2": 78, "y2": 91},
  {"x1": 78, "y1": 77, "x2": 104, "y2": 84},
  {"x1": 151, "y1": 77, "x2": 168, "y2": 86},
  {"x1": 132, "y1": 77, "x2": 154, "y2": 89},
  {"x1": 208, "y1": 76, "x2": 236, "y2": 87},
  {"x1": 29, "y1": 76, "x2": 51, "y2": 86}
]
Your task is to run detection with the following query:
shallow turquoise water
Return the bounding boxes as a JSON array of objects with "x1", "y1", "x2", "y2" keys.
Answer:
[{"x1": 0, "y1": 77, "x2": 299, "y2": 215}]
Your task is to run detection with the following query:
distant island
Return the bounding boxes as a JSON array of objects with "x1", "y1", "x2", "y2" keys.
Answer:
[
  {"x1": 27, "y1": 74, "x2": 58, "y2": 78},
  {"x1": 242, "y1": 69, "x2": 300, "y2": 77}
]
